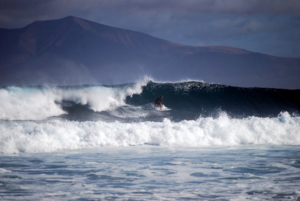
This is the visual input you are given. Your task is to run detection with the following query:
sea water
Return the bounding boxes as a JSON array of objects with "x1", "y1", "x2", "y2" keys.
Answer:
[
  {"x1": 1, "y1": 146, "x2": 300, "y2": 200},
  {"x1": 1, "y1": 80, "x2": 300, "y2": 200}
]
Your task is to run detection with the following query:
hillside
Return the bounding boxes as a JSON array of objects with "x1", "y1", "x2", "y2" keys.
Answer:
[{"x1": 0, "y1": 16, "x2": 299, "y2": 88}]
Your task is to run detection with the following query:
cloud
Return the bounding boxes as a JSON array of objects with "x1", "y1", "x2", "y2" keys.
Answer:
[
  {"x1": 1, "y1": 0, "x2": 300, "y2": 24},
  {"x1": 0, "y1": 0, "x2": 299, "y2": 57},
  {"x1": 88, "y1": 0, "x2": 300, "y2": 15},
  {"x1": 1, "y1": 0, "x2": 299, "y2": 29}
]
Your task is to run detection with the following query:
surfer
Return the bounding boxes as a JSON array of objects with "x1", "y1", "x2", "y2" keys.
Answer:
[{"x1": 154, "y1": 96, "x2": 164, "y2": 110}]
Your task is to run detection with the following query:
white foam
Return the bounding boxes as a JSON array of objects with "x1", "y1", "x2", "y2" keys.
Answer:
[
  {"x1": 1, "y1": 112, "x2": 299, "y2": 154},
  {"x1": 0, "y1": 78, "x2": 148, "y2": 121},
  {"x1": 148, "y1": 77, "x2": 205, "y2": 84},
  {"x1": 0, "y1": 86, "x2": 64, "y2": 120},
  {"x1": 154, "y1": 104, "x2": 171, "y2": 111},
  {"x1": 0, "y1": 168, "x2": 11, "y2": 173}
]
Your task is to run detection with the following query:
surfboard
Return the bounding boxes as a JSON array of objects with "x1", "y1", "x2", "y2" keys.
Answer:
[
  {"x1": 154, "y1": 105, "x2": 170, "y2": 111},
  {"x1": 154, "y1": 106, "x2": 163, "y2": 111}
]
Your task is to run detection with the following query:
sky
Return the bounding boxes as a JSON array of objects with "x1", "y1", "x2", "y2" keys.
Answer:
[{"x1": 1, "y1": 0, "x2": 300, "y2": 58}]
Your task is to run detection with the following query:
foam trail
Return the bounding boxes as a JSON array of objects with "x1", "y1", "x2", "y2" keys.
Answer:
[
  {"x1": 1, "y1": 112, "x2": 299, "y2": 154},
  {"x1": 0, "y1": 78, "x2": 148, "y2": 120}
]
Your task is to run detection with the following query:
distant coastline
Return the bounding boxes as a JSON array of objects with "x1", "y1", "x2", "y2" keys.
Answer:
[{"x1": 0, "y1": 16, "x2": 299, "y2": 89}]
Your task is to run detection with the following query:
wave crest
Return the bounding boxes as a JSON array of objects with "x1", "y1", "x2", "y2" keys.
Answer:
[
  {"x1": 0, "y1": 79, "x2": 148, "y2": 120},
  {"x1": 1, "y1": 112, "x2": 299, "y2": 154}
]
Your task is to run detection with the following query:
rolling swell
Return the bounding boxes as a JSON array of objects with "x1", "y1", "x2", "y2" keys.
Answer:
[
  {"x1": 126, "y1": 81, "x2": 300, "y2": 120},
  {"x1": 1, "y1": 81, "x2": 300, "y2": 153},
  {"x1": 1, "y1": 81, "x2": 299, "y2": 121}
]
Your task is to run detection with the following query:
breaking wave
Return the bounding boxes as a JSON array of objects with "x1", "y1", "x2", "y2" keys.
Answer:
[
  {"x1": 1, "y1": 80, "x2": 300, "y2": 153},
  {"x1": 1, "y1": 112, "x2": 299, "y2": 154}
]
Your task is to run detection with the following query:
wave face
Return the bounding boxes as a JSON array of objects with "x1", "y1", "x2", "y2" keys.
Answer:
[
  {"x1": 1, "y1": 81, "x2": 299, "y2": 121},
  {"x1": 1, "y1": 80, "x2": 300, "y2": 153},
  {"x1": 126, "y1": 81, "x2": 300, "y2": 121}
]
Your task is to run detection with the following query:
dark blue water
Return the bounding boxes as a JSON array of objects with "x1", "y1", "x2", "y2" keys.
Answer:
[
  {"x1": 126, "y1": 81, "x2": 300, "y2": 119},
  {"x1": 1, "y1": 81, "x2": 300, "y2": 200},
  {"x1": 1, "y1": 146, "x2": 300, "y2": 200}
]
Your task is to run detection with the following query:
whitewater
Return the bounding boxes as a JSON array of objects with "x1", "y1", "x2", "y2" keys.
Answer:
[{"x1": 1, "y1": 80, "x2": 300, "y2": 200}]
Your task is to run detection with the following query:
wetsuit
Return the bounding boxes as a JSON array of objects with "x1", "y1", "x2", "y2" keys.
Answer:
[{"x1": 155, "y1": 96, "x2": 163, "y2": 105}]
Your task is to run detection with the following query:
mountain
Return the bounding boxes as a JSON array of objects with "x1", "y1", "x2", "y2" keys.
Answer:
[{"x1": 0, "y1": 16, "x2": 299, "y2": 88}]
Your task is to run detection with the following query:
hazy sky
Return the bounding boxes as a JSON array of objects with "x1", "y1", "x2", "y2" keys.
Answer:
[{"x1": 1, "y1": 0, "x2": 300, "y2": 58}]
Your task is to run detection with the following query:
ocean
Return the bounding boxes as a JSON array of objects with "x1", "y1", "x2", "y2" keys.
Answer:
[{"x1": 1, "y1": 80, "x2": 300, "y2": 200}]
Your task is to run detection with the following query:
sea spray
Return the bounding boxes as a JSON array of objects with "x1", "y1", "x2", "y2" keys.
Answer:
[
  {"x1": 1, "y1": 80, "x2": 300, "y2": 200},
  {"x1": 1, "y1": 112, "x2": 299, "y2": 154},
  {"x1": 0, "y1": 78, "x2": 149, "y2": 121}
]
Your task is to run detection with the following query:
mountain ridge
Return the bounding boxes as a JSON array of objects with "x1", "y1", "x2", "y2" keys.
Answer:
[{"x1": 0, "y1": 16, "x2": 299, "y2": 88}]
